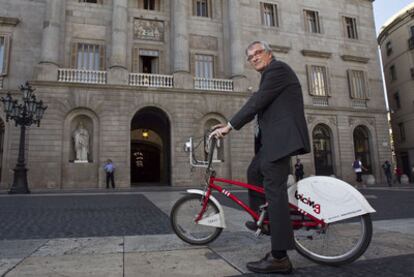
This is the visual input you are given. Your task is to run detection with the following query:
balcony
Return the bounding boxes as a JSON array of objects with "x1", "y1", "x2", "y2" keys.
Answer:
[
  {"x1": 129, "y1": 73, "x2": 173, "y2": 88},
  {"x1": 351, "y1": 99, "x2": 367, "y2": 109},
  {"x1": 409, "y1": 37, "x2": 414, "y2": 50},
  {"x1": 58, "y1": 69, "x2": 107, "y2": 84},
  {"x1": 194, "y1": 77, "x2": 233, "y2": 92},
  {"x1": 312, "y1": 96, "x2": 329, "y2": 107}
]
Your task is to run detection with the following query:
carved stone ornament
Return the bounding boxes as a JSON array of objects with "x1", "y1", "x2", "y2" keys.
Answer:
[
  {"x1": 133, "y1": 19, "x2": 164, "y2": 41},
  {"x1": 307, "y1": 115, "x2": 316, "y2": 124},
  {"x1": 190, "y1": 35, "x2": 218, "y2": 50},
  {"x1": 328, "y1": 117, "x2": 337, "y2": 126}
]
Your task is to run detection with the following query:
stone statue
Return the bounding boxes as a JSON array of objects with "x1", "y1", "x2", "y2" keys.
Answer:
[{"x1": 73, "y1": 121, "x2": 89, "y2": 162}]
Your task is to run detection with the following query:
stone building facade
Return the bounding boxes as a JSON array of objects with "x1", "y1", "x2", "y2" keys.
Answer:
[
  {"x1": 378, "y1": 3, "x2": 414, "y2": 182},
  {"x1": 0, "y1": 0, "x2": 391, "y2": 190}
]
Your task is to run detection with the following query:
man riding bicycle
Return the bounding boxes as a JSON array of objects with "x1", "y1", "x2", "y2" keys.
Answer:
[{"x1": 211, "y1": 40, "x2": 310, "y2": 274}]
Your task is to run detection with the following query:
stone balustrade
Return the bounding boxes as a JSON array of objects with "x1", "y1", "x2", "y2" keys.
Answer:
[
  {"x1": 58, "y1": 69, "x2": 107, "y2": 84},
  {"x1": 194, "y1": 77, "x2": 234, "y2": 92},
  {"x1": 129, "y1": 73, "x2": 173, "y2": 88}
]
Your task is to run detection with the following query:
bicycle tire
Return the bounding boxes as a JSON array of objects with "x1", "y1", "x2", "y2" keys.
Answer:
[
  {"x1": 170, "y1": 194, "x2": 223, "y2": 245},
  {"x1": 294, "y1": 213, "x2": 373, "y2": 266}
]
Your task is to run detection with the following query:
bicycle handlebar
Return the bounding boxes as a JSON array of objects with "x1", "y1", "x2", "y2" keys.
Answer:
[{"x1": 184, "y1": 135, "x2": 218, "y2": 170}]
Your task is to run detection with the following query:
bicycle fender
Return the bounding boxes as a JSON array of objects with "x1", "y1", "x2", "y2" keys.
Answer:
[
  {"x1": 288, "y1": 176, "x2": 376, "y2": 223},
  {"x1": 186, "y1": 189, "x2": 226, "y2": 228}
]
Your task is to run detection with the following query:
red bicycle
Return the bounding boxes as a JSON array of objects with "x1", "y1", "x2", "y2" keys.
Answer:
[{"x1": 170, "y1": 137, "x2": 375, "y2": 266}]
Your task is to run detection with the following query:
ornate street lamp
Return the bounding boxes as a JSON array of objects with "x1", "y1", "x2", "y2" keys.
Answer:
[{"x1": 1, "y1": 82, "x2": 47, "y2": 194}]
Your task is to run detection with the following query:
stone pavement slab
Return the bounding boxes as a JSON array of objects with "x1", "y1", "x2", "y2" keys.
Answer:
[
  {"x1": 5, "y1": 253, "x2": 123, "y2": 277},
  {"x1": 124, "y1": 248, "x2": 240, "y2": 277}
]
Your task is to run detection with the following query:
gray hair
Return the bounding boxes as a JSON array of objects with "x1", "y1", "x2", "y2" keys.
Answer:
[{"x1": 245, "y1": 41, "x2": 273, "y2": 56}]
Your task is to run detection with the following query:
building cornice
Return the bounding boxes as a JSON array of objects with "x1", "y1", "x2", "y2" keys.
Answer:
[
  {"x1": 341, "y1": 55, "x2": 370, "y2": 64},
  {"x1": 270, "y1": 44, "x2": 291, "y2": 54},
  {"x1": 301, "y1": 50, "x2": 332, "y2": 59},
  {"x1": 378, "y1": 3, "x2": 414, "y2": 44},
  {"x1": 0, "y1": 16, "x2": 20, "y2": 26}
]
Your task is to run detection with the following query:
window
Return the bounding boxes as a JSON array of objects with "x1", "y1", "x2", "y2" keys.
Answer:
[
  {"x1": 344, "y1": 17, "x2": 358, "y2": 39},
  {"x1": 193, "y1": 0, "x2": 211, "y2": 18},
  {"x1": 411, "y1": 25, "x2": 414, "y2": 37},
  {"x1": 0, "y1": 34, "x2": 10, "y2": 76},
  {"x1": 307, "y1": 65, "x2": 329, "y2": 96},
  {"x1": 390, "y1": 65, "x2": 397, "y2": 81},
  {"x1": 386, "y1": 41, "x2": 392, "y2": 56},
  {"x1": 144, "y1": 0, "x2": 155, "y2": 10},
  {"x1": 71, "y1": 43, "x2": 105, "y2": 70},
  {"x1": 347, "y1": 70, "x2": 368, "y2": 99},
  {"x1": 398, "y1": 122, "x2": 406, "y2": 142},
  {"x1": 394, "y1": 92, "x2": 401, "y2": 110},
  {"x1": 195, "y1": 54, "x2": 214, "y2": 79},
  {"x1": 137, "y1": 0, "x2": 160, "y2": 10},
  {"x1": 261, "y1": 3, "x2": 278, "y2": 27},
  {"x1": 132, "y1": 48, "x2": 159, "y2": 73},
  {"x1": 304, "y1": 10, "x2": 320, "y2": 33}
]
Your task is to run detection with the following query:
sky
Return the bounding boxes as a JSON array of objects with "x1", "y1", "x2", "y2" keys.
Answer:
[{"x1": 373, "y1": 0, "x2": 414, "y2": 34}]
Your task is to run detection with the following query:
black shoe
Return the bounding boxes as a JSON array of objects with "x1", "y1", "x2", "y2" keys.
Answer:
[
  {"x1": 245, "y1": 221, "x2": 270, "y2": 235},
  {"x1": 246, "y1": 253, "x2": 292, "y2": 274},
  {"x1": 245, "y1": 221, "x2": 258, "y2": 231}
]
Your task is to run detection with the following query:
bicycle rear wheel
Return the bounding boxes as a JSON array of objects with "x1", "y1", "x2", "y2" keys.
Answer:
[
  {"x1": 170, "y1": 194, "x2": 223, "y2": 245},
  {"x1": 294, "y1": 214, "x2": 373, "y2": 266}
]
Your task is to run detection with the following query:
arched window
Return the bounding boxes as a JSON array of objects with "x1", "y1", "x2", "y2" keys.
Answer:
[
  {"x1": 312, "y1": 124, "x2": 334, "y2": 176},
  {"x1": 353, "y1": 125, "x2": 372, "y2": 174}
]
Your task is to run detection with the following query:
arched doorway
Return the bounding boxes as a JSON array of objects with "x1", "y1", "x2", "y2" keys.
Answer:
[
  {"x1": 353, "y1": 125, "x2": 372, "y2": 174},
  {"x1": 131, "y1": 107, "x2": 170, "y2": 185},
  {"x1": 312, "y1": 124, "x2": 334, "y2": 176}
]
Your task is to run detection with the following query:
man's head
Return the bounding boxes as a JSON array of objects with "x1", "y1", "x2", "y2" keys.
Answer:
[{"x1": 246, "y1": 41, "x2": 273, "y2": 72}]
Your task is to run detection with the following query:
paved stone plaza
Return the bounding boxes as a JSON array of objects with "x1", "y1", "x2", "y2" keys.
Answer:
[{"x1": 0, "y1": 187, "x2": 413, "y2": 276}]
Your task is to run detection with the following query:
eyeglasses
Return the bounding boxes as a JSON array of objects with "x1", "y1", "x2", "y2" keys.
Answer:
[{"x1": 247, "y1": 49, "x2": 266, "y2": 62}]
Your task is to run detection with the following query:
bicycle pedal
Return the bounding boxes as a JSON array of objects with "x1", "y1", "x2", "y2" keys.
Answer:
[{"x1": 254, "y1": 229, "x2": 263, "y2": 237}]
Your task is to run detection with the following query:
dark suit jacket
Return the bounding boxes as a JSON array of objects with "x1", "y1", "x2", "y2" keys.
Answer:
[{"x1": 230, "y1": 59, "x2": 310, "y2": 162}]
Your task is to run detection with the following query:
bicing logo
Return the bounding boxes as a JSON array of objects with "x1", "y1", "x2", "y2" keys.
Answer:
[{"x1": 294, "y1": 191, "x2": 321, "y2": 214}]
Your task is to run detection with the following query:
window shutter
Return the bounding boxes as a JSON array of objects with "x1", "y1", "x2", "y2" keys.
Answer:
[
  {"x1": 132, "y1": 47, "x2": 139, "y2": 73},
  {"x1": 364, "y1": 72, "x2": 370, "y2": 99},
  {"x1": 325, "y1": 67, "x2": 331, "y2": 96},
  {"x1": 273, "y1": 4, "x2": 278, "y2": 27},
  {"x1": 71, "y1": 43, "x2": 78, "y2": 68},
  {"x1": 347, "y1": 70, "x2": 355, "y2": 99},
  {"x1": 306, "y1": 65, "x2": 314, "y2": 95},
  {"x1": 99, "y1": 45, "x2": 105, "y2": 70},
  {"x1": 1, "y1": 35, "x2": 11, "y2": 75},
  {"x1": 260, "y1": 3, "x2": 265, "y2": 25}
]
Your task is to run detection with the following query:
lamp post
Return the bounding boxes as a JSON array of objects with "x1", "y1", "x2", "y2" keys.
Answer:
[{"x1": 1, "y1": 82, "x2": 47, "y2": 194}]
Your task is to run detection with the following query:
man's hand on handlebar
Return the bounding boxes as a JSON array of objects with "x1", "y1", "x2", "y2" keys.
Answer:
[{"x1": 209, "y1": 123, "x2": 232, "y2": 139}]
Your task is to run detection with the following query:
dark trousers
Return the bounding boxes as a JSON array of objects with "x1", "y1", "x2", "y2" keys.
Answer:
[
  {"x1": 356, "y1": 172, "x2": 362, "y2": 183},
  {"x1": 106, "y1": 172, "x2": 115, "y2": 188},
  {"x1": 247, "y1": 151, "x2": 294, "y2": 251}
]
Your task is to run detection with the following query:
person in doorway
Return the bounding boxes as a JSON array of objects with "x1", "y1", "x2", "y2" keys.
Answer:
[
  {"x1": 382, "y1": 160, "x2": 392, "y2": 187},
  {"x1": 294, "y1": 159, "x2": 304, "y2": 182},
  {"x1": 353, "y1": 157, "x2": 367, "y2": 187},
  {"x1": 210, "y1": 40, "x2": 310, "y2": 274},
  {"x1": 103, "y1": 159, "x2": 115, "y2": 189}
]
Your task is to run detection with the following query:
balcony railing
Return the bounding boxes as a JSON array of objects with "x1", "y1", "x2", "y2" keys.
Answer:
[
  {"x1": 58, "y1": 69, "x2": 107, "y2": 84},
  {"x1": 129, "y1": 73, "x2": 173, "y2": 88},
  {"x1": 409, "y1": 37, "x2": 414, "y2": 50},
  {"x1": 194, "y1": 77, "x2": 233, "y2": 92},
  {"x1": 312, "y1": 96, "x2": 329, "y2": 107},
  {"x1": 351, "y1": 99, "x2": 367, "y2": 109}
]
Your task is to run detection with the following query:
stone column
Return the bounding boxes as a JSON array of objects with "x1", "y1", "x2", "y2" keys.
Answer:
[
  {"x1": 108, "y1": 0, "x2": 129, "y2": 84},
  {"x1": 171, "y1": 0, "x2": 192, "y2": 89},
  {"x1": 228, "y1": 0, "x2": 247, "y2": 92},
  {"x1": 34, "y1": 0, "x2": 65, "y2": 80}
]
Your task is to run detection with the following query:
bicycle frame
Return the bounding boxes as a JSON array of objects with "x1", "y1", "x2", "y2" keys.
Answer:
[{"x1": 195, "y1": 175, "x2": 326, "y2": 230}]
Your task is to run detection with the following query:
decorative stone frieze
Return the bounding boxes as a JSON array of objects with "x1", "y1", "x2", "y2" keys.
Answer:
[{"x1": 133, "y1": 19, "x2": 164, "y2": 41}]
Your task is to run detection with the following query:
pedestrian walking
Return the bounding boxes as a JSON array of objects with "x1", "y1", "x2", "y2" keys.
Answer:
[
  {"x1": 104, "y1": 159, "x2": 115, "y2": 189},
  {"x1": 294, "y1": 159, "x2": 304, "y2": 182},
  {"x1": 382, "y1": 160, "x2": 392, "y2": 187},
  {"x1": 353, "y1": 157, "x2": 367, "y2": 188}
]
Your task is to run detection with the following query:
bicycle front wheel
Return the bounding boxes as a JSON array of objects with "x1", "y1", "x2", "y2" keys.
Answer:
[
  {"x1": 170, "y1": 194, "x2": 223, "y2": 245},
  {"x1": 294, "y1": 214, "x2": 373, "y2": 266}
]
